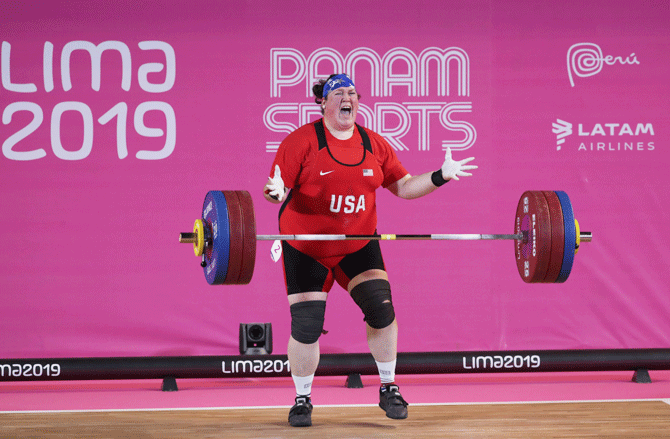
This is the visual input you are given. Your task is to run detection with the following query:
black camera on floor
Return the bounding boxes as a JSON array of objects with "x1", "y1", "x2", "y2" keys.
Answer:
[{"x1": 239, "y1": 323, "x2": 273, "y2": 355}]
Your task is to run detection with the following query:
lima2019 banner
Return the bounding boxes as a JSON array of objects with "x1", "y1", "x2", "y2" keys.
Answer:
[{"x1": 1, "y1": 0, "x2": 668, "y2": 359}]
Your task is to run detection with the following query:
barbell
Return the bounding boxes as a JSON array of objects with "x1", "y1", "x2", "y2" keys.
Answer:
[{"x1": 179, "y1": 190, "x2": 592, "y2": 285}]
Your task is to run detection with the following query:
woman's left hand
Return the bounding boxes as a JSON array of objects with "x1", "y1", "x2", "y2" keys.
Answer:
[{"x1": 440, "y1": 147, "x2": 477, "y2": 181}]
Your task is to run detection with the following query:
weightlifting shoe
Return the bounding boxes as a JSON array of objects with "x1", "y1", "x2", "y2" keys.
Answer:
[
  {"x1": 379, "y1": 384, "x2": 408, "y2": 419},
  {"x1": 288, "y1": 396, "x2": 313, "y2": 427}
]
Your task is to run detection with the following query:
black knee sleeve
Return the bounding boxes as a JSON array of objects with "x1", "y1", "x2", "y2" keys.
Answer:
[
  {"x1": 349, "y1": 279, "x2": 395, "y2": 329},
  {"x1": 290, "y1": 300, "x2": 326, "y2": 344}
]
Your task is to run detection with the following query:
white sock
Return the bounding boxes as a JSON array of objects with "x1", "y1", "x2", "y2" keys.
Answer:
[
  {"x1": 292, "y1": 373, "x2": 314, "y2": 397},
  {"x1": 375, "y1": 359, "x2": 396, "y2": 385}
]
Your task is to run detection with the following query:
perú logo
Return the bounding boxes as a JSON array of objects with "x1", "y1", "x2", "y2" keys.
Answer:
[{"x1": 567, "y1": 43, "x2": 639, "y2": 87}]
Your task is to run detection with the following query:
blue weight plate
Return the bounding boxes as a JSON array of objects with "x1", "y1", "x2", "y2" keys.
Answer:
[
  {"x1": 555, "y1": 191, "x2": 575, "y2": 283},
  {"x1": 202, "y1": 190, "x2": 230, "y2": 285}
]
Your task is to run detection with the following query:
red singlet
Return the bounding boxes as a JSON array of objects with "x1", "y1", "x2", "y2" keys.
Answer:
[{"x1": 270, "y1": 119, "x2": 408, "y2": 261}]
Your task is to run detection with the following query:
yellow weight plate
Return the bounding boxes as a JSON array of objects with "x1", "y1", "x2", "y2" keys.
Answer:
[
  {"x1": 575, "y1": 219, "x2": 580, "y2": 254},
  {"x1": 193, "y1": 219, "x2": 205, "y2": 256}
]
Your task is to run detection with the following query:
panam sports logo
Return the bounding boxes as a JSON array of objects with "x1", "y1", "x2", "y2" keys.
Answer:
[
  {"x1": 553, "y1": 119, "x2": 655, "y2": 152},
  {"x1": 267, "y1": 47, "x2": 476, "y2": 154}
]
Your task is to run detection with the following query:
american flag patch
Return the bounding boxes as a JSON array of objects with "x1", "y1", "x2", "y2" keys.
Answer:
[{"x1": 363, "y1": 169, "x2": 373, "y2": 176}]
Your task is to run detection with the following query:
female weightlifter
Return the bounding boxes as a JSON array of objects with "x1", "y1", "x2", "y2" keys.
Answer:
[{"x1": 263, "y1": 73, "x2": 477, "y2": 427}]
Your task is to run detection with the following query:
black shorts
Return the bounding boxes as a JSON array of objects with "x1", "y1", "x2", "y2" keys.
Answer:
[{"x1": 282, "y1": 240, "x2": 386, "y2": 295}]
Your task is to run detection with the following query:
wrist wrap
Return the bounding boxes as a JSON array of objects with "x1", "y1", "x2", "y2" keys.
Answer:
[{"x1": 431, "y1": 170, "x2": 449, "y2": 187}]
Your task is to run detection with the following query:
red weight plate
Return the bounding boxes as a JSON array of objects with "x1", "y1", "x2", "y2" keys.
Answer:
[
  {"x1": 541, "y1": 191, "x2": 565, "y2": 283},
  {"x1": 234, "y1": 190, "x2": 257, "y2": 285},
  {"x1": 514, "y1": 191, "x2": 551, "y2": 283},
  {"x1": 222, "y1": 191, "x2": 244, "y2": 284}
]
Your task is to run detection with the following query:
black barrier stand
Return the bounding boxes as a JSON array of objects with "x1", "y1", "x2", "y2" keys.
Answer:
[
  {"x1": 161, "y1": 376, "x2": 178, "y2": 391},
  {"x1": 2, "y1": 349, "x2": 669, "y2": 390},
  {"x1": 632, "y1": 369, "x2": 652, "y2": 383},
  {"x1": 345, "y1": 373, "x2": 364, "y2": 388}
]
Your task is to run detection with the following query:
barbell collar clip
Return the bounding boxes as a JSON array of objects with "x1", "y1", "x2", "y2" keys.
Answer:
[
  {"x1": 579, "y1": 232, "x2": 592, "y2": 243},
  {"x1": 179, "y1": 232, "x2": 197, "y2": 244}
]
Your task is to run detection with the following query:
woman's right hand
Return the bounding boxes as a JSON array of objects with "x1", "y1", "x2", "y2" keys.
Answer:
[{"x1": 264, "y1": 164, "x2": 286, "y2": 203}]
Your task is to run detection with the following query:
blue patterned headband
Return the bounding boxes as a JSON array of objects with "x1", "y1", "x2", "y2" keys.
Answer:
[{"x1": 322, "y1": 74, "x2": 355, "y2": 98}]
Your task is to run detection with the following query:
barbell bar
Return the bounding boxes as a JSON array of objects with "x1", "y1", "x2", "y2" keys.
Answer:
[
  {"x1": 179, "y1": 233, "x2": 525, "y2": 242},
  {"x1": 179, "y1": 190, "x2": 592, "y2": 285}
]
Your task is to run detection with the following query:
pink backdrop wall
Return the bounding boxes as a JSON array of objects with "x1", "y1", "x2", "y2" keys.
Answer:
[{"x1": 1, "y1": 0, "x2": 668, "y2": 359}]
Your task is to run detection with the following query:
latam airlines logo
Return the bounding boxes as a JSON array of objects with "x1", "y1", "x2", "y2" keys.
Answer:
[
  {"x1": 553, "y1": 119, "x2": 655, "y2": 152},
  {"x1": 552, "y1": 119, "x2": 572, "y2": 150}
]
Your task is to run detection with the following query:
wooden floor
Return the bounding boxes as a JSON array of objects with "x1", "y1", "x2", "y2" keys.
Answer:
[{"x1": 1, "y1": 400, "x2": 669, "y2": 438}]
